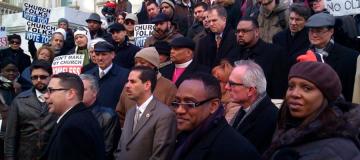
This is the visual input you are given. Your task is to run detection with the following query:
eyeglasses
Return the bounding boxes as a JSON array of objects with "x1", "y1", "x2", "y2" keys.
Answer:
[
  {"x1": 46, "y1": 87, "x2": 69, "y2": 94},
  {"x1": 9, "y1": 40, "x2": 20, "y2": 44},
  {"x1": 235, "y1": 28, "x2": 254, "y2": 35},
  {"x1": 31, "y1": 75, "x2": 49, "y2": 80},
  {"x1": 227, "y1": 80, "x2": 246, "y2": 87},
  {"x1": 125, "y1": 20, "x2": 135, "y2": 25},
  {"x1": 171, "y1": 97, "x2": 217, "y2": 109}
]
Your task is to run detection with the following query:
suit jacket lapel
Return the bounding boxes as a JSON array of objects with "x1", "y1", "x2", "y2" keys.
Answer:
[
  {"x1": 127, "y1": 98, "x2": 157, "y2": 145},
  {"x1": 237, "y1": 98, "x2": 267, "y2": 133}
]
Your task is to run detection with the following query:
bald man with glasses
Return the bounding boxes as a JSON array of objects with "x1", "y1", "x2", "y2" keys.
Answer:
[{"x1": 172, "y1": 72, "x2": 260, "y2": 160}]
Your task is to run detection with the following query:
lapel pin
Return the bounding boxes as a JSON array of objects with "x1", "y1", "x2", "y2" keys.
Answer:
[{"x1": 146, "y1": 113, "x2": 151, "y2": 118}]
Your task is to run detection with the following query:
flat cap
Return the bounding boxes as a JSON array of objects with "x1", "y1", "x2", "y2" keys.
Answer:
[
  {"x1": 170, "y1": 37, "x2": 195, "y2": 50},
  {"x1": 305, "y1": 13, "x2": 335, "y2": 28},
  {"x1": 86, "y1": 13, "x2": 102, "y2": 24},
  {"x1": 151, "y1": 13, "x2": 170, "y2": 24},
  {"x1": 94, "y1": 41, "x2": 115, "y2": 52},
  {"x1": 108, "y1": 23, "x2": 126, "y2": 32}
]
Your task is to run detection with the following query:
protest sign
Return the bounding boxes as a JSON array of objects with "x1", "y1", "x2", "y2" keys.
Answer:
[
  {"x1": 134, "y1": 24, "x2": 155, "y2": 48},
  {"x1": 0, "y1": 27, "x2": 7, "y2": 48},
  {"x1": 25, "y1": 21, "x2": 56, "y2": 43},
  {"x1": 22, "y1": 2, "x2": 51, "y2": 24},
  {"x1": 52, "y1": 55, "x2": 85, "y2": 75},
  {"x1": 325, "y1": 0, "x2": 360, "y2": 16}
]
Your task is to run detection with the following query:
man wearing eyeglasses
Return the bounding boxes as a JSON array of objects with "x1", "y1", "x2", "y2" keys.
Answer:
[
  {"x1": 172, "y1": 72, "x2": 260, "y2": 160},
  {"x1": 295, "y1": 13, "x2": 359, "y2": 102},
  {"x1": 4, "y1": 60, "x2": 57, "y2": 160},
  {"x1": 115, "y1": 66, "x2": 176, "y2": 160},
  {"x1": 224, "y1": 60, "x2": 278, "y2": 154},
  {"x1": 42, "y1": 72, "x2": 105, "y2": 160},
  {"x1": 308, "y1": 0, "x2": 359, "y2": 51},
  {"x1": 0, "y1": 34, "x2": 31, "y2": 73},
  {"x1": 226, "y1": 17, "x2": 288, "y2": 99}
]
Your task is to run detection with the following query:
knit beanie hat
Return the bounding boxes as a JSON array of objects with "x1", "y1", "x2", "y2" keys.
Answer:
[
  {"x1": 58, "y1": 18, "x2": 69, "y2": 26},
  {"x1": 54, "y1": 28, "x2": 66, "y2": 40},
  {"x1": 135, "y1": 47, "x2": 160, "y2": 68},
  {"x1": 7, "y1": 34, "x2": 21, "y2": 43},
  {"x1": 153, "y1": 41, "x2": 171, "y2": 57},
  {"x1": 74, "y1": 27, "x2": 91, "y2": 49},
  {"x1": 288, "y1": 61, "x2": 342, "y2": 102},
  {"x1": 161, "y1": 0, "x2": 175, "y2": 10}
]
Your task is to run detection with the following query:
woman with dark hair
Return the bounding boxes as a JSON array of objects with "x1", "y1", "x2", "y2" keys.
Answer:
[{"x1": 263, "y1": 61, "x2": 360, "y2": 159}]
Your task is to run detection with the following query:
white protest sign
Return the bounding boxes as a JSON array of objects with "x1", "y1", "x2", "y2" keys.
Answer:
[
  {"x1": 25, "y1": 21, "x2": 56, "y2": 43},
  {"x1": 134, "y1": 24, "x2": 155, "y2": 48},
  {"x1": 0, "y1": 27, "x2": 7, "y2": 48},
  {"x1": 325, "y1": 0, "x2": 360, "y2": 16},
  {"x1": 22, "y1": 2, "x2": 51, "y2": 24},
  {"x1": 52, "y1": 55, "x2": 85, "y2": 75}
]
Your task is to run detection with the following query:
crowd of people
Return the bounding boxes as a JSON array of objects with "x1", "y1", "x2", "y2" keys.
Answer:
[{"x1": 1, "y1": 0, "x2": 360, "y2": 159}]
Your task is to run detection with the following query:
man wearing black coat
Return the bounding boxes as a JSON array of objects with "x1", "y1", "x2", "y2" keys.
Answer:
[
  {"x1": 172, "y1": 73, "x2": 260, "y2": 160},
  {"x1": 42, "y1": 72, "x2": 105, "y2": 160},
  {"x1": 273, "y1": 3, "x2": 311, "y2": 59},
  {"x1": 0, "y1": 34, "x2": 31, "y2": 73},
  {"x1": 295, "y1": 13, "x2": 359, "y2": 101},
  {"x1": 80, "y1": 74, "x2": 120, "y2": 160},
  {"x1": 196, "y1": 6, "x2": 236, "y2": 68},
  {"x1": 226, "y1": 60, "x2": 278, "y2": 153},
  {"x1": 160, "y1": 37, "x2": 210, "y2": 87},
  {"x1": 86, "y1": 13, "x2": 113, "y2": 43},
  {"x1": 227, "y1": 17, "x2": 288, "y2": 98},
  {"x1": 85, "y1": 41, "x2": 129, "y2": 109},
  {"x1": 108, "y1": 23, "x2": 141, "y2": 69}
]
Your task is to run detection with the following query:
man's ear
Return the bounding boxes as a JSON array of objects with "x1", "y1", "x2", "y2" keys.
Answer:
[{"x1": 209, "y1": 99, "x2": 220, "y2": 114}]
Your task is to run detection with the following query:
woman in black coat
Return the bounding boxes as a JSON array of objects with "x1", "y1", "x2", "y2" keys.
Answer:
[{"x1": 263, "y1": 61, "x2": 360, "y2": 160}]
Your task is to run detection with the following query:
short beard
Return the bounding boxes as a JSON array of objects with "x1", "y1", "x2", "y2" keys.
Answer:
[{"x1": 35, "y1": 83, "x2": 47, "y2": 92}]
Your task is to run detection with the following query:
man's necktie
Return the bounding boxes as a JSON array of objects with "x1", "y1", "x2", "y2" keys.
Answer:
[{"x1": 133, "y1": 108, "x2": 141, "y2": 132}]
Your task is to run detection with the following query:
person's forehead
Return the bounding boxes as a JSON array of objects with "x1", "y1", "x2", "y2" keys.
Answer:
[
  {"x1": 290, "y1": 12, "x2": 304, "y2": 18},
  {"x1": 52, "y1": 34, "x2": 64, "y2": 40},
  {"x1": 48, "y1": 78, "x2": 61, "y2": 87},
  {"x1": 31, "y1": 68, "x2": 49, "y2": 75},
  {"x1": 2, "y1": 64, "x2": 17, "y2": 70},
  {"x1": 177, "y1": 80, "x2": 207, "y2": 98},
  {"x1": 230, "y1": 67, "x2": 246, "y2": 80},
  {"x1": 238, "y1": 21, "x2": 253, "y2": 28}
]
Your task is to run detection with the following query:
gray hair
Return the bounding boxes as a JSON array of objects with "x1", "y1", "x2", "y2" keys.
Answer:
[
  {"x1": 234, "y1": 60, "x2": 267, "y2": 94},
  {"x1": 79, "y1": 74, "x2": 99, "y2": 93}
]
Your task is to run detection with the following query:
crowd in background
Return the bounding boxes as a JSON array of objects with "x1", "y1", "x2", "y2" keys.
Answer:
[{"x1": 1, "y1": 0, "x2": 360, "y2": 159}]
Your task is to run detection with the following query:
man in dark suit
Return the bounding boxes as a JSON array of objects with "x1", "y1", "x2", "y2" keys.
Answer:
[
  {"x1": 85, "y1": 41, "x2": 129, "y2": 109},
  {"x1": 172, "y1": 73, "x2": 260, "y2": 160},
  {"x1": 273, "y1": 3, "x2": 311, "y2": 63},
  {"x1": 42, "y1": 72, "x2": 105, "y2": 160},
  {"x1": 225, "y1": 60, "x2": 278, "y2": 153},
  {"x1": 160, "y1": 37, "x2": 210, "y2": 87},
  {"x1": 196, "y1": 5, "x2": 236, "y2": 68},
  {"x1": 5, "y1": 60, "x2": 57, "y2": 160},
  {"x1": 226, "y1": 17, "x2": 289, "y2": 98},
  {"x1": 295, "y1": 12, "x2": 360, "y2": 101},
  {"x1": 80, "y1": 74, "x2": 120, "y2": 160},
  {"x1": 115, "y1": 66, "x2": 176, "y2": 160}
]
